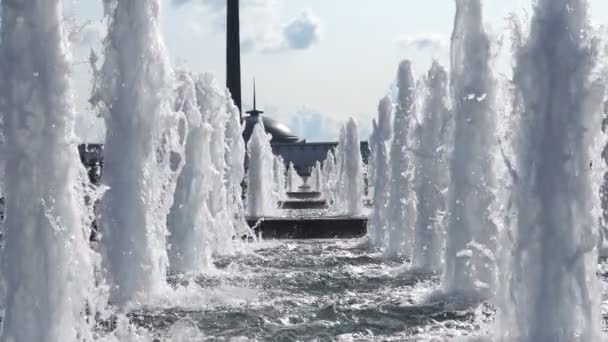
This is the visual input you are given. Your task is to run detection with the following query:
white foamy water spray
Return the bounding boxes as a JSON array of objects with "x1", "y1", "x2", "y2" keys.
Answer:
[
  {"x1": 368, "y1": 96, "x2": 393, "y2": 247},
  {"x1": 197, "y1": 75, "x2": 235, "y2": 249},
  {"x1": 443, "y1": 0, "x2": 497, "y2": 297},
  {"x1": 497, "y1": 1, "x2": 606, "y2": 340},
  {"x1": 413, "y1": 61, "x2": 452, "y2": 274},
  {"x1": 225, "y1": 94, "x2": 251, "y2": 239},
  {"x1": 342, "y1": 118, "x2": 364, "y2": 216},
  {"x1": 247, "y1": 119, "x2": 276, "y2": 217},
  {"x1": 386, "y1": 61, "x2": 417, "y2": 257},
  {"x1": 167, "y1": 71, "x2": 214, "y2": 273},
  {"x1": 322, "y1": 150, "x2": 336, "y2": 204},
  {"x1": 0, "y1": 0, "x2": 97, "y2": 340},
  {"x1": 95, "y1": 0, "x2": 185, "y2": 305},
  {"x1": 273, "y1": 156, "x2": 287, "y2": 202},
  {"x1": 287, "y1": 162, "x2": 299, "y2": 193},
  {"x1": 312, "y1": 161, "x2": 323, "y2": 192},
  {"x1": 195, "y1": 75, "x2": 239, "y2": 252},
  {"x1": 332, "y1": 126, "x2": 347, "y2": 210}
]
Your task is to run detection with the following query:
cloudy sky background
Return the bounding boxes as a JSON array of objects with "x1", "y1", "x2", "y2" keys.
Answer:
[{"x1": 69, "y1": 0, "x2": 608, "y2": 142}]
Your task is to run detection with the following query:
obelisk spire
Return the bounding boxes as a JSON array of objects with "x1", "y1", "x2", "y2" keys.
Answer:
[
  {"x1": 246, "y1": 78, "x2": 264, "y2": 117},
  {"x1": 226, "y1": 0, "x2": 242, "y2": 120}
]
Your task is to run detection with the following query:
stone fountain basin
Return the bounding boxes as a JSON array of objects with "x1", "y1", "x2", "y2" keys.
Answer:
[{"x1": 246, "y1": 216, "x2": 367, "y2": 239}]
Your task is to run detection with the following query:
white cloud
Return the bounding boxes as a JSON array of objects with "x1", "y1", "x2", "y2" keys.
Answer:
[
  {"x1": 396, "y1": 33, "x2": 447, "y2": 52},
  {"x1": 173, "y1": 0, "x2": 321, "y2": 53},
  {"x1": 281, "y1": 10, "x2": 321, "y2": 51}
]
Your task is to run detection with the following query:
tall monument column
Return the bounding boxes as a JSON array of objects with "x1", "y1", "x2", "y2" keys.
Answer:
[{"x1": 227, "y1": 0, "x2": 242, "y2": 120}]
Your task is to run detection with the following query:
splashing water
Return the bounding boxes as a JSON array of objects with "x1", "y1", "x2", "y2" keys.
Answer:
[
  {"x1": 167, "y1": 71, "x2": 214, "y2": 273},
  {"x1": 332, "y1": 126, "x2": 347, "y2": 211},
  {"x1": 342, "y1": 118, "x2": 365, "y2": 216},
  {"x1": 412, "y1": 61, "x2": 452, "y2": 274},
  {"x1": 196, "y1": 75, "x2": 236, "y2": 250},
  {"x1": 287, "y1": 162, "x2": 300, "y2": 193},
  {"x1": 368, "y1": 96, "x2": 393, "y2": 247},
  {"x1": 311, "y1": 161, "x2": 323, "y2": 192},
  {"x1": 497, "y1": 0, "x2": 606, "y2": 340},
  {"x1": 443, "y1": 0, "x2": 498, "y2": 297},
  {"x1": 95, "y1": 0, "x2": 185, "y2": 305},
  {"x1": 387, "y1": 61, "x2": 417, "y2": 257},
  {"x1": 322, "y1": 150, "x2": 336, "y2": 205},
  {"x1": 225, "y1": 92, "x2": 251, "y2": 240},
  {"x1": 247, "y1": 119, "x2": 277, "y2": 218},
  {"x1": 0, "y1": 0, "x2": 97, "y2": 340},
  {"x1": 273, "y1": 156, "x2": 287, "y2": 202}
]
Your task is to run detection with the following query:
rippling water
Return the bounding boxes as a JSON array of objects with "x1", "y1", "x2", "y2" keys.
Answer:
[{"x1": 119, "y1": 239, "x2": 503, "y2": 341}]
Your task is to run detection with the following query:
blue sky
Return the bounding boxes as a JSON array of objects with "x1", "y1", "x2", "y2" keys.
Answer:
[{"x1": 70, "y1": 0, "x2": 608, "y2": 142}]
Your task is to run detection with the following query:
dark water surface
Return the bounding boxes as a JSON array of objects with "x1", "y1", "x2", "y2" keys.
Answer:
[{"x1": 127, "y1": 239, "x2": 498, "y2": 341}]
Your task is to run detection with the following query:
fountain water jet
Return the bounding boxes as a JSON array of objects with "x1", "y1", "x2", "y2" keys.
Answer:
[
  {"x1": 497, "y1": 0, "x2": 606, "y2": 340},
  {"x1": 287, "y1": 162, "x2": 299, "y2": 193},
  {"x1": 0, "y1": 0, "x2": 97, "y2": 340},
  {"x1": 195, "y1": 75, "x2": 238, "y2": 253},
  {"x1": 333, "y1": 126, "x2": 347, "y2": 211},
  {"x1": 225, "y1": 93, "x2": 251, "y2": 239},
  {"x1": 343, "y1": 118, "x2": 364, "y2": 216},
  {"x1": 311, "y1": 161, "x2": 323, "y2": 192},
  {"x1": 273, "y1": 156, "x2": 287, "y2": 203},
  {"x1": 443, "y1": 0, "x2": 498, "y2": 297},
  {"x1": 368, "y1": 96, "x2": 393, "y2": 247},
  {"x1": 246, "y1": 120, "x2": 276, "y2": 218},
  {"x1": 322, "y1": 151, "x2": 336, "y2": 205},
  {"x1": 386, "y1": 61, "x2": 417, "y2": 257},
  {"x1": 167, "y1": 72, "x2": 214, "y2": 273},
  {"x1": 413, "y1": 61, "x2": 451, "y2": 274},
  {"x1": 95, "y1": 0, "x2": 185, "y2": 305}
]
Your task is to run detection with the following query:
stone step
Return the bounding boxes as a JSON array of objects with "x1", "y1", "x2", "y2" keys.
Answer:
[
  {"x1": 279, "y1": 200, "x2": 328, "y2": 210},
  {"x1": 247, "y1": 216, "x2": 367, "y2": 239},
  {"x1": 286, "y1": 191, "x2": 321, "y2": 200}
]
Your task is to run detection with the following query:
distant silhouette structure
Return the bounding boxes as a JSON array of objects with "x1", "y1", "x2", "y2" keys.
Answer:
[
  {"x1": 227, "y1": 0, "x2": 242, "y2": 119},
  {"x1": 242, "y1": 80, "x2": 301, "y2": 144}
]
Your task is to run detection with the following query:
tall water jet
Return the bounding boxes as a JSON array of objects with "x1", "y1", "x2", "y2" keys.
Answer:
[
  {"x1": 312, "y1": 161, "x2": 323, "y2": 192},
  {"x1": 497, "y1": 1, "x2": 606, "y2": 340},
  {"x1": 167, "y1": 71, "x2": 214, "y2": 273},
  {"x1": 322, "y1": 150, "x2": 336, "y2": 204},
  {"x1": 0, "y1": 0, "x2": 97, "y2": 340},
  {"x1": 368, "y1": 96, "x2": 393, "y2": 247},
  {"x1": 413, "y1": 61, "x2": 451, "y2": 274},
  {"x1": 246, "y1": 120, "x2": 276, "y2": 217},
  {"x1": 367, "y1": 128, "x2": 377, "y2": 199},
  {"x1": 443, "y1": 0, "x2": 497, "y2": 296},
  {"x1": 95, "y1": 0, "x2": 184, "y2": 305},
  {"x1": 343, "y1": 118, "x2": 364, "y2": 216},
  {"x1": 386, "y1": 60, "x2": 417, "y2": 257},
  {"x1": 225, "y1": 93, "x2": 250, "y2": 239},
  {"x1": 273, "y1": 155, "x2": 287, "y2": 202},
  {"x1": 333, "y1": 126, "x2": 347, "y2": 211},
  {"x1": 195, "y1": 75, "x2": 236, "y2": 253},
  {"x1": 287, "y1": 162, "x2": 299, "y2": 193}
]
